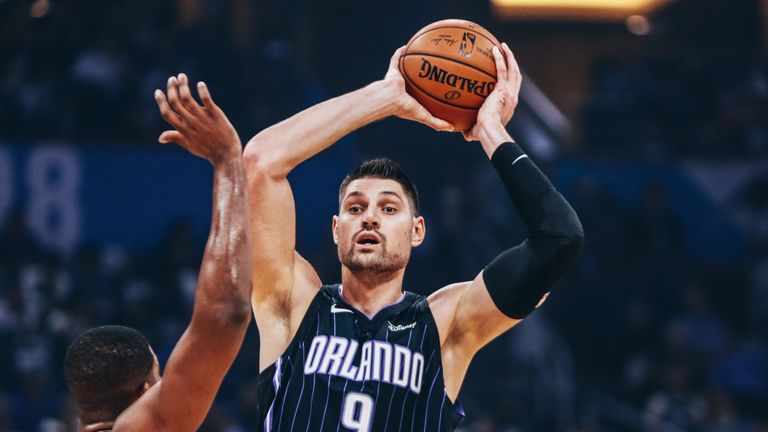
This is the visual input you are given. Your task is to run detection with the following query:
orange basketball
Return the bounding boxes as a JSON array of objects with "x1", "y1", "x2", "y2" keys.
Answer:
[{"x1": 399, "y1": 19, "x2": 500, "y2": 131}]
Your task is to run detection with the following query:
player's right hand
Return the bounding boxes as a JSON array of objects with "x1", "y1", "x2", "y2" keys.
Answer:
[
  {"x1": 461, "y1": 43, "x2": 522, "y2": 142},
  {"x1": 154, "y1": 74, "x2": 241, "y2": 165},
  {"x1": 382, "y1": 46, "x2": 454, "y2": 132}
]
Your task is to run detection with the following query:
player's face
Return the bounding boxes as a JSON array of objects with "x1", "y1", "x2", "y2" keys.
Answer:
[{"x1": 333, "y1": 178, "x2": 425, "y2": 275}]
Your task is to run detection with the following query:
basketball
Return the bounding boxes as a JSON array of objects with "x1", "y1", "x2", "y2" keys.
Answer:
[{"x1": 399, "y1": 19, "x2": 501, "y2": 131}]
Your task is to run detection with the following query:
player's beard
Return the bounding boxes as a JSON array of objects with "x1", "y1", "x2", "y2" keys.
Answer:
[{"x1": 340, "y1": 230, "x2": 408, "y2": 275}]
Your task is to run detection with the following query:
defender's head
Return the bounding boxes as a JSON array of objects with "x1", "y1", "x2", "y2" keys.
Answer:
[
  {"x1": 334, "y1": 158, "x2": 426, "y2": 275},
  {"x1": 65, "y1": 325, "x2": 160, "y2": 422}
]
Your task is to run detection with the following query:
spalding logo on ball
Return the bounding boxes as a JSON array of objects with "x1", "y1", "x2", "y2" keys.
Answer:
[{"x1": 399, "y1": 19, "x2": 500, "y2": 131}]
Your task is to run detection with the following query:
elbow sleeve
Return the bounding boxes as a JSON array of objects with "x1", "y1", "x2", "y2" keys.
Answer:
[{"x1": 483, "y1": 143, "x2": 585, "y2": 319}]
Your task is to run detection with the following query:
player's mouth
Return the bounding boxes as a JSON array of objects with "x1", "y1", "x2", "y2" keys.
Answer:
[{"x1": 356, "y1": 233, "x2": 381, "y2": 246}]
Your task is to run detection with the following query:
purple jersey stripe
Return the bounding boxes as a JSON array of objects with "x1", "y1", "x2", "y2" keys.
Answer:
[
  {"x1": 319, "y1": 309, "x2": 338, "y2": 430},
  {"x1": 289, "y1": 342, "x2": 307, "y2": 431},
  {"x1": 304, "y1": 311, "x2": 321, "y2": 432},
  {"x1": 263, "y1": 356, "x2": 283, "y2": 432},
  {"x1": 438, "y1": 392, "x2": 446, "y2": 431},
  {"x1": 275, "y1": 357, "x2": 294, "y2": 431},
  {"x1": 384, "y1": 326, "x2": 414, "y2": 432},
  {"x1": 423, "y1": 365, "x2": 441, "y2": 431}
]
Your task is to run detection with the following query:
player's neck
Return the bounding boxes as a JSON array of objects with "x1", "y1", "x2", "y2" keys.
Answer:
[{"x1": 340, "y1": 267, "x2": 404, "y2": 317}]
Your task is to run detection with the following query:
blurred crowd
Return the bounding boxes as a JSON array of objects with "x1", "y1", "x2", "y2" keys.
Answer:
[
  {"x1": 583, "y1": 55, "x2": 768, "y2": 160},
  {"x1": 2, "y1": 1, "x2": 767, "y2": 161},
  {"x1": 2, "y1": 0, "x2": 768, "y2": 431},
  {"x1": 0, "y1": 0, "x2": 316, "y2": 145}
]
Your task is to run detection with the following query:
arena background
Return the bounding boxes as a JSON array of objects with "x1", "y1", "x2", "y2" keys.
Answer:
[{"x1": 1, "y1": 0, "x2": 767, "y2": 430}]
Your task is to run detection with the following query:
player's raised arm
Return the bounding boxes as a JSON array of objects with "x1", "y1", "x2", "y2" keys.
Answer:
[
  {"x1": 242, "y1": 47, "x2": 453, "y2": 371},
  {"x1": 114, "y1": 74, "x2": 252, "y2": 432},
  {"x1": 428, "y1": 44, "x2": 584, "y2": 401}
]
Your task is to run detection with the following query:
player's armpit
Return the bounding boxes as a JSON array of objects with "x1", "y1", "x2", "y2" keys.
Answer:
[
  {"x1": 253, "y1": 251, "x2": 322, "y2": 371},
  {"x1": 428, "y1": 277, "x2": 520, "y2": 401}
]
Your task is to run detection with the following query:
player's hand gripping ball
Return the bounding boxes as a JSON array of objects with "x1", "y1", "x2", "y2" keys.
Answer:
[{"x1": 399, "y1": 19, "x2": 501, "y2": 131}]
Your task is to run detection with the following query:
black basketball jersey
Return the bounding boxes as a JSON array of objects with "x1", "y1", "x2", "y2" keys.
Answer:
[{"x1": 254, "y1": 284, "x2": 464, "y2": 431}]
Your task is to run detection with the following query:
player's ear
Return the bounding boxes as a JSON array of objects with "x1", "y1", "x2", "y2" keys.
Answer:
[
  {"x1": 411, "y1": 216, "x2": 426, "y2": 247},
  {"x1": 140, "y1": 351, "x2": 161, "y2": 395},
  {"x1": 332, "y1": 215, "x2": 339, "y2": 245}
]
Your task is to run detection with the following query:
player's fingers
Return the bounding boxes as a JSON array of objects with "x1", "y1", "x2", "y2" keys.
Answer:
[
  {"x1": 501, "y1": 43, "x2": 522, "y2": 94},
  {"x1": 425, "y1": 116, "x2": 454, "y2": 132},
  {"x1": 501, "y1": 43, "x2": 519, "y2": 76},
  {"x1": 388, "y1": 46, "x2": 406, "y2": 71},
  {"x1": 154, "y1": 89, "x2": 184, "y2": 129},
  {"x1": 415, "y1": 105, "x2": 453, "y2": 132},
  {"x1": 176, "y1": 73, "x2": 203, "y2": 115},
  {"x1": 166, "y1": 76, "x2": 192, "y2": 118},
  {"x1": 196, "y1": 81, "x2": 220, "y2": 113},
  {"x1": 158, "y1": 130, "x2": 184, "y2": 144},
  {"x1": 492, "y1": 46, "x2": 508, "y2": 86}
]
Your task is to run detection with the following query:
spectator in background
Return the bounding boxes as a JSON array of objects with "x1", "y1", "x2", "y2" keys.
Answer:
[
  {"x1": 643, "y1": 363, "x2": 707, "y2": 432},
  {"x1": 9, "y1": 371, "x2": 58, "y2": 432},
  {"x1": 709, "y1": 336, "x2": 768, "y2": 413},
  {"x1": 700, "y1": 390, "x2": 752, "y2": 432},
  {"x1": 671, "y1": 284, "x2": 729, "y2": 361}
]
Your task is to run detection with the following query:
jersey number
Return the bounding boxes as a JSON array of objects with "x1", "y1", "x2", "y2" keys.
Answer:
[{"x1": 341, "y1": 392, "x2": 373, "y2": 432}]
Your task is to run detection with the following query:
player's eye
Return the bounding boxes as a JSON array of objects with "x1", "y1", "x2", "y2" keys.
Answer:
[
  {"x1": 349, "y1": 205, "x2": 363, "y2": 213},
  {"x1": 383, "y1": 206, "x2": 397, "y2": 214}
]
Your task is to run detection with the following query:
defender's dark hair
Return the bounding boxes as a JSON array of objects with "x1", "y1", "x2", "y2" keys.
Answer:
[
  {"x1": 65, "y1": 325, "x2": 154, "y2": 418},
  {"x1": 339, "y1": 158, "x2": 420, "y2": 216}
]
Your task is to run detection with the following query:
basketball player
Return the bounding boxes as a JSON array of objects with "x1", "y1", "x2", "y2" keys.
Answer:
[
  {"x1": 243, "y1": 43, "x2": 583, "y2": 430},
  {"x1": 64, "y1": 74, "x2": 252, "y2": 432}
]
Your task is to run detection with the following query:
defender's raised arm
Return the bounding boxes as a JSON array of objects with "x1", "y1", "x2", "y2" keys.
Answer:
[{"x1": 115, "y1": 74, "x2": 252, "y2": 432}]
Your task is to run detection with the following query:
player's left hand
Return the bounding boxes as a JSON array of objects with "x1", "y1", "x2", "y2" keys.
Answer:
[
  {"x1": 462, "y1": 43, "x2": 522, "y2": 142},
  {"x1": 154, "y1": 74, "x2": 241, "y2": 165}
]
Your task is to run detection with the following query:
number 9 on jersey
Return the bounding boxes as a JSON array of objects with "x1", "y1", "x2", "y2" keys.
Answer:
[{"x1": 341, "y1": 392, "x2": 373, "y2": 432}]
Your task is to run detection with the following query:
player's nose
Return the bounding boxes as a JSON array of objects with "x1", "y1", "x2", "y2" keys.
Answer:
[{"x1": 361, "y1": 208, "x2": 380, "y2": 227}]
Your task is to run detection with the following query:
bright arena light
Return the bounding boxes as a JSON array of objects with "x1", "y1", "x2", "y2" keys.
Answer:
[
  {"x1": 492, "y1": 0, "x2": 671, "y2": 21},
  {"x1": 626, "y1": 14, "x2": 652, "y2": 35}
]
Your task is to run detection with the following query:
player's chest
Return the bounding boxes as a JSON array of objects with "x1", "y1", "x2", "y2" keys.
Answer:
[
  {"x1": 314, "y1": 306, "x2": 427, "y2": 348},
  {"x1": 297, "y1": 311, "x2": 432, "y2": 392}
]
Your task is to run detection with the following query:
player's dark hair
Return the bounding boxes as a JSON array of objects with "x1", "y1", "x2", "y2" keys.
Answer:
[
  {"x1": 339, "y1": 158, "x2": 420, "y2": 216},
  {"x1": 65, "y1": 325, "x2": 155, "y2": 419}
]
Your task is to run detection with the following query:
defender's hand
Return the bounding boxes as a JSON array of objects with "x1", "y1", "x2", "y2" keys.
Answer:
[
  {"x1": 154, "y1": 73, "x2": 241, "y2": 165},
  {"x1": 462, "y1": 43, "x2": 522, "y2": 142},
  {"x1": 382, "y1": 46, "x2": 454, "y2": 132}
]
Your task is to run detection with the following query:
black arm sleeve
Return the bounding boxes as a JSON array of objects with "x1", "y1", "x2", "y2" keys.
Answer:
[{"x1": 482, "y1": 142, "x2": 584, "y2": 319}]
